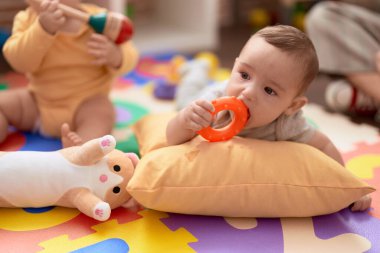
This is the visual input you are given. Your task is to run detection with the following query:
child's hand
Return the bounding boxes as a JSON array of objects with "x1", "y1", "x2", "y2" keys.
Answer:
[
  {"x1": 87, "y1": 34, "x2": 122, "y2": 68},
  {"x1": 351, "y1": 194, "x2": 372, "y2": 212},
  {"x1": 39, "y1": 0, "x2": 66, "y2": 35},
  {"x1": 180, "y1": 99, "x2": 214, "y2": 132}
]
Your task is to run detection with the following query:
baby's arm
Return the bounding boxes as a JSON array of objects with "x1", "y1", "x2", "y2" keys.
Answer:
[
  {"x1": 306, "y1": 130, "x2": 344, "y2": 165},
  {"x1": 307, "y1": 130, "x2": 372, "y2": 211},
  {"x1": 166, "y1": 99, "x2": 214, "y2": 145},
  {"x1": 114, "y1": 41, "x2": 139, "y2": 74},
  {"x1": 3, "y1": 3, "x2": 59, "y2": 73}
]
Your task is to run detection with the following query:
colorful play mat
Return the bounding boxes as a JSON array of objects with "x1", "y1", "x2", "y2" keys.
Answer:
[{"x1": 0, "y1": 53, "x2": 379, "y2": 252}]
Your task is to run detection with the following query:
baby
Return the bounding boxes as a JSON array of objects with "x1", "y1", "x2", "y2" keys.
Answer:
[
  {"x1": 167, "y1": 25, "x2": 372, "y2": 212},
  {"x1": 1, "y1": 0, "x2": 138, "y2": 147}
]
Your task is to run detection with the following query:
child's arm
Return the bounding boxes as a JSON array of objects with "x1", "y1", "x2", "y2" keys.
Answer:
[
  {"x1": 306, "y1": 130, "x2": 344, "y2": 165},
  {"x1": 3, "y1": 10, "x2": 56, "y2": 73},
  {"x1": 166, "y1": 99, "x2": 214, "y2": 145},
  {"x1": 4, "y1": 0, "x2": 67, "y2": 73},
  {"x1": 113, "y1": 40, "x2": 139, "y2": 75}
]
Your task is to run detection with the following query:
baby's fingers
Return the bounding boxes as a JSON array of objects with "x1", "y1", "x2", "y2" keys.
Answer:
[
  {"x1": 195, "y1": 100, "x2": 214, "y2": 113},
  {"x1": 189, "y1": 113, "x2": 211, "y2": 131},
  {"x1": 193, "y1": 100, "x2": 214, "y2": 122},
  {"x1": 191, "y1": 100, "x2": 213, "y2": 122},
  {"x1": 351, "y1": 195, "x2": 372, "y2": 212},
  {"x1": 89, "y1": 33, "x2": 108, "y2": 44}
]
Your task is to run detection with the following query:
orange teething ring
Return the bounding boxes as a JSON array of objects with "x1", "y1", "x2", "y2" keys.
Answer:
[{"x1": 198, "y1": 96, "x2": 248, "y2": 142}]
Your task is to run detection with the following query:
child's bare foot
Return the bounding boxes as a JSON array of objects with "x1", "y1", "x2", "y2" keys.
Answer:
[{"x1": 61, "y1": 123, "x2": 83, "y2": 148}]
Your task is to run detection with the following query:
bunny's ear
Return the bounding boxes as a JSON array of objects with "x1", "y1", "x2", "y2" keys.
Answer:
[{"x1": 126, "y1": 152, "x2": 139, "y2": 167}]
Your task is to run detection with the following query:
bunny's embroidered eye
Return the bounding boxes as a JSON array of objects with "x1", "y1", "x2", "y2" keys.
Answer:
[
  {"x1": 113, "y1": 165, "x2": 121, "y2": 172},
  {"x1": 113, "y1": 186, "x2": 121, "y2": 194}
]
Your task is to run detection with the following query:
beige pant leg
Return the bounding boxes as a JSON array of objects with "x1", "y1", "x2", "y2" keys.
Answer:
[{"x1": 306, "y1": 1, "x2": 380, "y2": 74}]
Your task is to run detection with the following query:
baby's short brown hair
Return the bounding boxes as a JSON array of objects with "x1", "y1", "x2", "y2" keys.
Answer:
[{"x1": 254, "y1": 25, "x2": 319, "y2": 94}]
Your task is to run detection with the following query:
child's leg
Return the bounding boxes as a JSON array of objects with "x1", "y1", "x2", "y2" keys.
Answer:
[
  {"x1": 0, "y1": 89, "x2": 39, "y2": 142},
  {"x1": 61, "y1": 95, "x2": 115, "y2": 147},
  {"x1": 347, "y1": 73, "x2": 380, "y2": 105},
  {"x1": 307, "y1": 2, "x2": 380, "y2": 114},
  {"x1": 306, "y1": 2, "x2": 380, "y2": 75}
]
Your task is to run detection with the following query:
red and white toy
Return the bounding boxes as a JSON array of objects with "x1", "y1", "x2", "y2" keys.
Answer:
[{"x1": 0, "y1": 135, "x2": 138, "y2": 221}]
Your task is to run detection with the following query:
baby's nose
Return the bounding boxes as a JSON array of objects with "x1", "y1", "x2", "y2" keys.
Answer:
[{"x1": 241, "y1": 87, "x2": 254, "y2": 101}]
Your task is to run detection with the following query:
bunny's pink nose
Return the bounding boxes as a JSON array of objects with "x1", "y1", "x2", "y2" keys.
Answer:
[{"x1": 99, "y1": 174, "x2": 108, "y2": 183}]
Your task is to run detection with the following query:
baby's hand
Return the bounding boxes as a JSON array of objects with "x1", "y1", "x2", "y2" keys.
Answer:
[
  {"x1": 180, "y1": 99, "x2": 214, "y2": 132},
  {"x1": 351, "y1": 194, "x2": 372, "y2": 212},
  {"x1": 39, "y1": 0, "x2": 66, "y2": 35},
  {"x1": 87, "y1": 34, "x2": 122, "y2": 68}
]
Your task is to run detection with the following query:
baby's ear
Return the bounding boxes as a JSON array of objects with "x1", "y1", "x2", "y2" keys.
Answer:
[
  {"x1": 126, "y1": 153, "x2": 139, "y2": 167},
  {"x1": 284, "y1": 96, "x2": 308, "y2": 116}
]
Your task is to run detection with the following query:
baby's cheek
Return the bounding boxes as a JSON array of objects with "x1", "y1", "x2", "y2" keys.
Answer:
[
  {"x1": 225, "y1": 86, "x2": 235, "y2": 97},
  {"x1": 243, "y1": 118, "x2": 255, "y2": 129}
]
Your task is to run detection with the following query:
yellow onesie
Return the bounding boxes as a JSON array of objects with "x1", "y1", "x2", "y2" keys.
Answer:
[{"x1": 3, "y1": 4, "x2": 138, "y2": 137}]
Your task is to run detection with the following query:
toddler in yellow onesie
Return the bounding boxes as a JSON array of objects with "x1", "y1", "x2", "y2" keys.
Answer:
[{"x1": 0, "y1": 0, "x2": 138, "y2": 147}]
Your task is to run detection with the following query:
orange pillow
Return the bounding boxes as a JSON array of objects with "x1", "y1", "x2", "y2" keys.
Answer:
[
  {"x1": 128, "y1": 114, "x2": 375, "y2": 217},
  {"x1": 132, "y1": 112, "x2": 175, "y2": 157}
]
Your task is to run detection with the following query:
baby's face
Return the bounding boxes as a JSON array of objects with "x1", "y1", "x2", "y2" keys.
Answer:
[{"x1": 226, "y1": 36, "x2": 305, "y2": 129}]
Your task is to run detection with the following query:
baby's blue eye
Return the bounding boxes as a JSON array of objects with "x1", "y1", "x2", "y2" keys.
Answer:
[
  {"x1": 240, "y1": 72, "x2": 250, "y2": 80},
  {"x1": 264, "y1": 87, "x2": 276, "y2": 95}
]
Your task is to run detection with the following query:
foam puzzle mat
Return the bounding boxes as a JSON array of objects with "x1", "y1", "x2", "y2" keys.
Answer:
[{"x1": 0, "y1": 53, "x2": 379, "y2": 252}]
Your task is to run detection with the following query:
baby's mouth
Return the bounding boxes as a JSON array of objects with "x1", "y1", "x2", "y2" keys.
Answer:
[{"x1": 238, "y1": 97, "x2": 250, "y2": 120}]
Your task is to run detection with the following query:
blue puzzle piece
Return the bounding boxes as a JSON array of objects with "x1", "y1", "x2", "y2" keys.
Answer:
[{"x1": 70, "y1": 238, "x2": 129, "y2": 253}]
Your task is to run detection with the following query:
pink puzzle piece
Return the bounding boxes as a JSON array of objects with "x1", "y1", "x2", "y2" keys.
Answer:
[
  {"x1": 367, "y1": 168, "x2": 380, "y2": 219},
  {"x1": 342, "y1": 140, "x2": 380, "y2": 219}
]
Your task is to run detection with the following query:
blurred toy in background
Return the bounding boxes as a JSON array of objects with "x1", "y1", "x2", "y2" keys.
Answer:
[
  {"x1": 153, "y1": 55, "x2": 186, "y2": 100},
  {"x1": 153, "y1": 52, "x2": 219, "y2": 101},
  {"x1": 153, "y1": 78, "x2": 178, "y2": 100},
  {"x1": 53, "y1": 1, "x2": 134, "y2": 44},
  {"x1": 249, "y1": 8, "x2": 271, "y2": 31},
  {"x1": 0, "y1": 135, "x2": 139, "y2": 221},
  {"x1": 195, "y1": 52, "x2": 220, "y2": 78},
  {"x1": 1, "y1": 0, "x2": 139, "y2": 148},
  {"x1": 279, "y1": 0, "x2": 320, "y2": 31},
  {"x1": 292, "y1": 2, "x2": 306, "y2": 30},
  {"x1": 174, "y1": 52, "x2": 220, "y2": 109}
]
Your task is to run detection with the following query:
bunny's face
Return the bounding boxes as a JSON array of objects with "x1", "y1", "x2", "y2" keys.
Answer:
[{"x1": 103, "y1": 150, "x2": 136, "y2": 209}]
